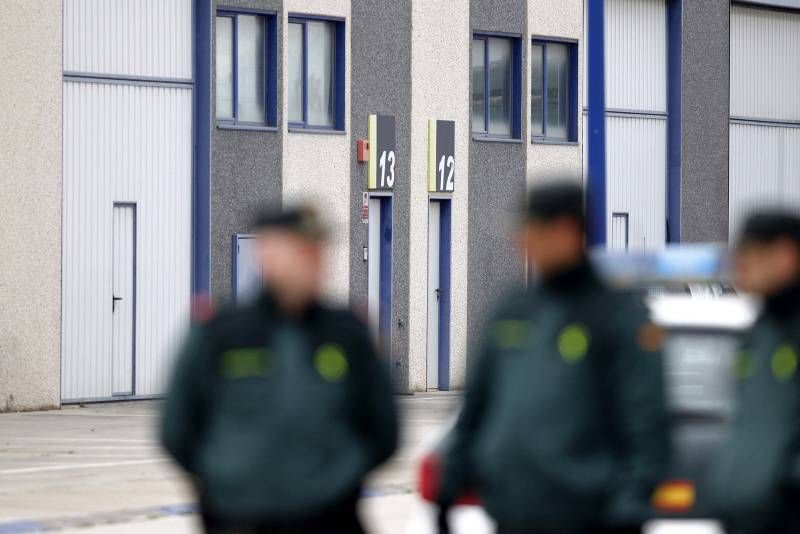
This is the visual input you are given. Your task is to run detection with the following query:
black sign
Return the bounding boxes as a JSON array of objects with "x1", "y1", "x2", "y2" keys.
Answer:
[
  {"x1": 369, "y1": 114, "x2": 396, "y2": 190},
  {"x1": 429, "y1": 120, "x2": 455, "y2": 192}
]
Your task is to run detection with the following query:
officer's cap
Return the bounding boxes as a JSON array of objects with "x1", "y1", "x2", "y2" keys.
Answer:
[
  {"x1": 527, "y1": 180, "x2": 585, "y2": 226},
  {"x1": 253, "y1": 204, "x2": 327, "y2": 240},
  {"x1": 737, "y1": 211, "x2": 800, "y2": 248}
]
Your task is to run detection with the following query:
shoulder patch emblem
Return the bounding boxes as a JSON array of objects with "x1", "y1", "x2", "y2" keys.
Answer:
[
  {"x1": 314, "y1": 343, "x2": 350, "y2": 382},
  {"x1": 558, "y1": 324, "x2": 590, "y2": 364},
  {"x1": 221, "y1": 348, "x2": 271, "y2": 379},
  {"x1": 735, "y1": 351, "x2": 757, "y2": 381},
  {"x1": 492, "y1": 320, "x2": 531, "y2": 350},
  {"x1": 771, "y1": 344, "x2": 797, "y2": 382}
]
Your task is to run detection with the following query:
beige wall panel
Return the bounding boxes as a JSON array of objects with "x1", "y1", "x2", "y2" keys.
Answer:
[
  {"x1": 0, "y1": 0, "x2": 62, "y2": 411},
  {"x1": 282, "y1": 0, "x2": 351, "y2": 305},
  {"x1": 409, "y1": 0, "x2": 470, "y2": 391},
  {"x1": 527, "y1": 0, "x2": 584, "y2": 185}
]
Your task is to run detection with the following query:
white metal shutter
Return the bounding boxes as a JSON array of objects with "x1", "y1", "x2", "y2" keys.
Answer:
[
  {"x1": 729, "y1": 6, "x2": 800, "y2": 240},
  {"x1": 62, "y1": 0, "x2": 193, "y2": 401},
  {"x1": 604, "y1": 0, "x2": 667, "y2": 250},
  {"x1": 63, "y1": 0, "x2": 193, "y2": 80}
]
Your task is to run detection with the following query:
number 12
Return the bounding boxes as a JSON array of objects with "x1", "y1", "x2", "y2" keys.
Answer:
[{"x1": 437, "y1": 155, "x2": 454, "y2": 191}]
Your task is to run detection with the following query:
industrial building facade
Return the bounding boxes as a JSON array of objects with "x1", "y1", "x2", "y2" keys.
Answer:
[{"x1": 1, "y1": 0, "x2": 799, "y2": 410}]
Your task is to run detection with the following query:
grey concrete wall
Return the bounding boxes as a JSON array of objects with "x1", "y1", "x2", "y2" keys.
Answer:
[
  {"x1": 468, "y1": 0, "x2": 528, "y2": 351},
  {"x1": 210, "y1": 0, "x2": 283, "y2": 302},
  {"x1": 679, "y1": 0, "x2": 730, "y2": 243},
  {"x1": 408, "y1": 0, "x2": 470, "y2": 391},
  {"x1": 0, "y1": 0, "x2": 62, "y2": 411},
  {"x1": 350, "y1": 0, "x2": 413, "y2": 392}
]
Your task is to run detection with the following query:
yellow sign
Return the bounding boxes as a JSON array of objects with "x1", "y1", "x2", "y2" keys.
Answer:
[
  {"x1": 428, "y1": 119, "x2": 437, "y2": 192},
  {"x1": 367, "y1": 114, "x2": 377, "y2": 189}
]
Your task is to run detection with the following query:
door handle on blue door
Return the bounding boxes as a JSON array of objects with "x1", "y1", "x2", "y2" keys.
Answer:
[{"x1": 435, "y1": 289, "x2": 441, "y2": 301}]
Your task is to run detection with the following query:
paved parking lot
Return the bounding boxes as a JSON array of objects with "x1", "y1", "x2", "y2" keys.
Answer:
[{"x1": 0, "y1": 394, "x2": 460, "y2": 533}]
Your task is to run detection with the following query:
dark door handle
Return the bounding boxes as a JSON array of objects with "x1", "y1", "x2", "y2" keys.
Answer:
[
  {"x1": 435, "y1": 288, "x2": 441, "y2": 301},
  {"x1": 112, "y1": 295, "x2": 123, "y2": 311}
]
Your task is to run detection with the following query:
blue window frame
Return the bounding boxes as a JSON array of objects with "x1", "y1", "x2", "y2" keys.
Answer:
[
  {"x1": 215, "y1": 9, "x2": 277, "y2": 128},
  {"x1": 288, "y1": 15, "x2": 346, "y2": 132},
  {"x1": 471, "y1": 33, "x2": 522, "y2": 140},
  {"x1": 531, "y1": 38, "x2": 578, "y2": 143}
]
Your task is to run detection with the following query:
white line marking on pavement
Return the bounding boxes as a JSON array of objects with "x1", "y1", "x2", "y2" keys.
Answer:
[
  {"x1": 24, "y1": 412, "x2": 159, "y2": 417},
  {"x1": 0, "y1": 458, "x2": 169, "y2": 476},
  {"x1": 0, "y1": 442, "x2": 158, "y2": 444}
]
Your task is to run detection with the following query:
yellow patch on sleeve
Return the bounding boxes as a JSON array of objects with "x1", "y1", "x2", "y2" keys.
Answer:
[
  {"x1": 314, "y1": 343, "x2": 350, "y2": 382},
  {"x1": 558, "y1": 324, "x2": 590, "y2": 364},
  {"x1": 492, "y1": 320, "x2": 531, "y2": 350},
  {"x1": 221, "y1": 348, "x2": 271, "y2": 379},
  {"x1": 771, "y1": 344, "x2": 798, "y2": 382}
]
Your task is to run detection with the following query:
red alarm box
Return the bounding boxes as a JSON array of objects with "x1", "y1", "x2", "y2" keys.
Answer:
[{"x1": 356, "y1": 139, "x2": 369, "y2": 163}]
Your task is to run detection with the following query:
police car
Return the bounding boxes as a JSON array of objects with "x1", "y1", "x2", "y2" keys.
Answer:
[{"x1": 409, "y1": 246, "x2": 758, "y2": 534}]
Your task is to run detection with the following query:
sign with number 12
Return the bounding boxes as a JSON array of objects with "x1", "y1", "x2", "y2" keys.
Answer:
[{"x1": 428, "y1": 119, "x2": 455, "y2": 192}]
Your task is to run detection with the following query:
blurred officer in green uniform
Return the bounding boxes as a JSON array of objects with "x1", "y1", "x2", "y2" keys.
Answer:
[
  {"x1": 706, "y1": 211, "x2": 800, "y2": 534},
  {"x1": 161, "y1": 205, "x2": 398, "y2": 534},
  {"x1": 437, "y1": 181, "x2": 670, "y2": 534}
]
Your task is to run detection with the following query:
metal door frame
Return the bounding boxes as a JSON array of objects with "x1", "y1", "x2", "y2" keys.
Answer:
[
  {"x1": 112, "y1": 202, "x2": 137, "y2": 397},
  {"x1": 426, "y1": 201, "x2": 441, "y2": 390},
  {"x1": 437, "y1": 199, "x2": 452, "y2": 390}
]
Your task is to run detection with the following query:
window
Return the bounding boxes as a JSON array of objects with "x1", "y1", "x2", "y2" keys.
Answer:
[
  {"x1": 472, "y1": 34, "x2": 522, "y2": 139},
  {"x1": 216, "y1": 10, "x2": 277, "y2": 127},
  {"x1": 531, "y1": 39, "x2": 578, "y2": 142},
  {"x1": 288, "y1": 16, "x2": 345, "y2": 131}
]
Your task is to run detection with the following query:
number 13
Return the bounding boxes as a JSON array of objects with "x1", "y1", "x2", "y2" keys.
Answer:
[{"x1": 379, "y1": 150, "x2": 395, "y2": 188}]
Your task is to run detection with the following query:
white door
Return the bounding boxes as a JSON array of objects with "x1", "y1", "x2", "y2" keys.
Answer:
[
  {"x1": 368, "y1": 198, "x2": 382, "y2": 337},
  {"x1": 426, "y1": 202, "x2": 441, "y2": 390},
  {"x1": 234, "y1": 235, "x2": 263, "y2": 303},
  {"x1": 610, "y1": 213, "x2": 629, "y2": 251},
  {"x1": 111, "y1": 205, "x2": 135, "y2": 396}
]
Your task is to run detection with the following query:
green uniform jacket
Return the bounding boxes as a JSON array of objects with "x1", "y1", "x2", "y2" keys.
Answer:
[
  {"x1": 161, "y1": 294, "x2": 398, "y2": 523},
  {"x1": 706, "y1": 283, "x2": 800, "y2": 533},
  {"x1": 439, "y1": 262, "x2": 670, "y2": 528}
]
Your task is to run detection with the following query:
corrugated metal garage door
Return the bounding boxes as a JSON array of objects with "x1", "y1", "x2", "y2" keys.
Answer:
[
  {"x1": 604, "y1": 0, "x2": 667, "y2": 250},
  {"x1": 729, "y1": 5, "x2": 800, "y2": 240},
  {"x1": 62, "y1": 0, "x2": 193, "y2": 401}
]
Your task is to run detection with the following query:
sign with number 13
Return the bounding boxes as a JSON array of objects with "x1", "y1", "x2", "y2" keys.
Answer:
[{"x1": 368, "y1": 114, "x2": 396, "y2": 190}]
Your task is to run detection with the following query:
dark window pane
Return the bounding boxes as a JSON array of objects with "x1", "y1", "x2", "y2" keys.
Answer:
[
  {"x1": 531, "y1": 44, "x2": 544, "y2": 136},
  {"x1": 471, "y1": 39, "x2": 486, "y2": 133},
  {"x1": 546, "y1": 43, "x2": 569, "y2": 139},
  {"x1": 488, "y1": 38, "x2": 512, "y2": 136}
]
